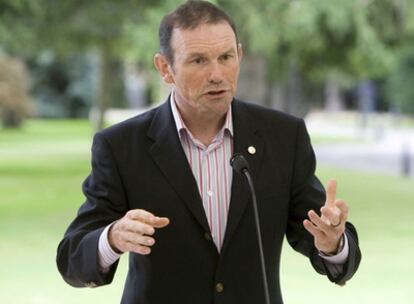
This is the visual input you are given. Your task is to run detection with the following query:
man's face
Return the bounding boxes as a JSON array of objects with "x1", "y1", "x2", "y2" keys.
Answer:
[{"x1": 159, "y1": 22, "x2": 242, "y2": 119}]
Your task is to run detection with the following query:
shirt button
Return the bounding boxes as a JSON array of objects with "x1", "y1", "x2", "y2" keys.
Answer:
[
  {"x1": 204, "y1": 232, "x2": 212, "y2": 241},
  {"x1": 215, "y1": 282, "x2": 224, "y2": 293},
  {"x1": 207, "y1": 190, "x2": 213, "y2": 197}
]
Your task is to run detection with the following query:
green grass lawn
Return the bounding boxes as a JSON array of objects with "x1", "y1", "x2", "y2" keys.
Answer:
[{"x1": 0, "y1": 119, "x2": 412, "y2": 303}]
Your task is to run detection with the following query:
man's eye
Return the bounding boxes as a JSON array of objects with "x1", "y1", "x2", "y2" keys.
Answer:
[
  {"x1": 193, "y1": 58, "x2": 205, "y2": 64},
  {"x1": 221, "y1": 54, "x2": 233, "y2": 61}
]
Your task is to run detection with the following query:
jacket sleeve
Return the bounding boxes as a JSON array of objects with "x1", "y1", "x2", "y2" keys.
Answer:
[
  {"x1": 286, "y1": 119, "x2": 361, "y2": 286},
  {"x1": 56, "y1": 132, "x2": 128, "y2": 287}
]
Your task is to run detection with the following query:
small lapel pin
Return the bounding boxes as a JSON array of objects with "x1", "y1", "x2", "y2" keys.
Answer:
[{"x1": 247, "y1": 146, "x2": 256, "y2": 155}]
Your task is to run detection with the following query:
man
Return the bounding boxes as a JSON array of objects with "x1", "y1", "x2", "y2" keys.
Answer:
[{"x1": 57, "y1": 1, "x2": 361, "y2": 303}]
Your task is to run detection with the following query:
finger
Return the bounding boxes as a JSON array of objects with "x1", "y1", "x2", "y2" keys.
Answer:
[
  {"x1": 335, "y1": 199, "x2": 349, "y2": 223},
  {"x1": 150, "y1": 217, "x2": 170, "y2": 228},
  {"x1": 126, "y1": 210, "x2": 170, "y2": 229},
  {"x1": 321, "y1": 206, "x2": 341, "y2": 226},
  {"x1": 320, "y1": 213, "x2": 332, "y2": 226},
  {"x1": 122, "y1": 219, "x2": 156, "y2": 236},
  {"x1": 325, "y1": 179, "x2": 337, "y2": 207},
  {"x1": 125, "y1": 241, "x2": 152, "y2": 255},
  {"x1": 303, "y1": 219, "x2": 325, "y2": 239},
  {"x1": 121, "y1": 231, "x2": 156, "y2": 247},
  {"x1": 126, "y1": 209, "x2": 156, "y2": 223},
  {"x1": 308, "y1": 210, "x2": 330, "y2": 231}
]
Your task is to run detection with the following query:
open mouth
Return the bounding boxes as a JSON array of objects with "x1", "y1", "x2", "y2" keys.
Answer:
[{"x1": 206, "y1": 90, "x2": 227, "y2": 96}]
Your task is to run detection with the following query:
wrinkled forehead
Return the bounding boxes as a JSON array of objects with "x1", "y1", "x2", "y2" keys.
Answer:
[{"x1": 171, "y1": 22, "x2": 238, "y2": 58}]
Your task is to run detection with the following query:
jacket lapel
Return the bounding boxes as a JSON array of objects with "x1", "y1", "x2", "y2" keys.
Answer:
[
  {"x1": 222, "y1": 100, "x2": 265, "y2": 252},
  {"x1": 147, "y1": 100, "x2": 210, "y2": 234}
]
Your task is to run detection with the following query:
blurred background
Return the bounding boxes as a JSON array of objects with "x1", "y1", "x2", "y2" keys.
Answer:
[{"x1": 0, "y1": 0, "x2": 413, "y2": 303}]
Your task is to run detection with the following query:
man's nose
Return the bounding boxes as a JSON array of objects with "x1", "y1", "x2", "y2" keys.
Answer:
[{"x1": 207, "y1": 62, "x2": 224, "y2": 84}]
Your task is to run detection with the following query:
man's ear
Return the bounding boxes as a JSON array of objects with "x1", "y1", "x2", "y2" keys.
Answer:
[
  {"x1": 154, "y1": 53, "x2": 174, "y2": 84},
  {"x1": 237, "y1": 43, "x2": 243, "y2": 63}
]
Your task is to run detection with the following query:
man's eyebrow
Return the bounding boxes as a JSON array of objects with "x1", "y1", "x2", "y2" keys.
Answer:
[
  {"x1": 221, "y1": 48, "x2": 236, "y2": 55},
  {"x1": 187, "y1": 52, "x2": 206, "y2": 59},
  {"x1": 187, "y1": 48, "x2": 237, "y2": 59}
]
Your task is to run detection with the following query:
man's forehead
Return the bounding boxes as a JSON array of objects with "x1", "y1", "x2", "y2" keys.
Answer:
[{"x1": 171, "y1": 22, "x2": 237, "y2": 54}]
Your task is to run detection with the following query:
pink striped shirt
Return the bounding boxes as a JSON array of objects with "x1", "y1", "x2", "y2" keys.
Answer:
[{"x1": 170, "y1": 92, "x2": 233, "y2": 251}]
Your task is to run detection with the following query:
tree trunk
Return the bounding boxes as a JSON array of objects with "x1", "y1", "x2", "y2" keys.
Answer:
[
  {"x1": 324, "y1": 76, "x2": 344, "y2": 112},
  {"x1": 286, "y1": 59, "x2": 301, "y2": 116},
  {"x1": 95, "y1": 43, "x2": 111, "y2": 131},
  {"x1": 357, "y1": 80, "x2": 377, "y2": 129},
  {"x1": 263, "y1": 76, "x2": 274, "y2": 108},
  {"x1": 264, "y1": 78, "x2": 287, "y2": 112},
  {"x1": 1, "y1": 107, "x2": 22, "y2": 128}
]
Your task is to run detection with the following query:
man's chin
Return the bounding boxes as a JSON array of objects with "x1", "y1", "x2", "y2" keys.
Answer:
[{"x1": 205, "y1": 101, "x2": 232, "y2": 118}]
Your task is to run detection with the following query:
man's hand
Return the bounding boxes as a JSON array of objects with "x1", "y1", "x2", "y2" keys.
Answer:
[
  {"x1": 303, "y1": 179, "x2": 348, "y2": 255},
  {"x1": 108, "y1": 209, "x2": 170, "y2": 255}
]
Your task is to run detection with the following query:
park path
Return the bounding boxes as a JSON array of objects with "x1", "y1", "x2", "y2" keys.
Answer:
[{"x1": 306, "y1": 112, "x2": 414, "y2": 178}]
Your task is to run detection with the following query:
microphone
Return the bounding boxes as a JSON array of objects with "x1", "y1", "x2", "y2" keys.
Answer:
[
  {"x1": 230, "y1": 153, "x2": 270, "y2": 304},
  {"x1": 229, "y1": 153, "x2": 249, "y2": 174}
]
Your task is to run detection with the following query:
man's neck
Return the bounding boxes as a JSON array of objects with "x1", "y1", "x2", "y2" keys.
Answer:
[
  {"x1": 182, "y1": 112, "x2": 226, "y2": 146},
  {"x1": 172, "y1": 91, "x2": 230, "y2": 146}
]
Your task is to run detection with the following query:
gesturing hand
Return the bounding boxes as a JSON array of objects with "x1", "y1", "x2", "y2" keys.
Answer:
[
  {"x1": 303, "y1": 179, "x2": 348, "y2": 255},
  {"x1": 108, "y1": 209, "x2": 170, "y2": 255}
]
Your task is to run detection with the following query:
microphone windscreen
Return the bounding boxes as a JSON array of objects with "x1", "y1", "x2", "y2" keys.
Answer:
[{"x1": 230, "y1": 153, "x2": 249, "y2": 174}]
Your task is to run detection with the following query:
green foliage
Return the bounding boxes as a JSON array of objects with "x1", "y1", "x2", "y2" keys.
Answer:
[
  {"x1": 381, "y1": 0, "x2": 414, "y2": 114},
  {"x1": 2, "y1": 0, "x2": 414, "y2": 115},
  {"x1": 2, "y1": 0, "x2": 405, "y2": 80},
  {"x1": 220, "y1": 0, "x2": 406, "y2": 85},
  {"x1": 120, "y1": 0, "x2": 182, "y2": 67},
  {"x1": 385, "y1": 44, "x2": 414, "y2": 113},
  {"x1": 0, "y1": 0, "x2": 161, "y2": 57}
]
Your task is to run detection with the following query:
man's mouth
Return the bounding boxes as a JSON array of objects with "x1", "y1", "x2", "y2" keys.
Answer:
[{"x1": 206, "y1": 90, "x2": 227, "y2": 96}]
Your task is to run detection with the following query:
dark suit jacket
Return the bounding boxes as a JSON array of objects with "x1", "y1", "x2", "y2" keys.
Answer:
[{"x1": 57, "y1": 99, "x2": 361, "y2": 304}]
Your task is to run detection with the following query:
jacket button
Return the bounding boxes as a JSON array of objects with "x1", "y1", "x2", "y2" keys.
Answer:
[
  {"x1": 204, "y1": 232, "x2": 212, "y2": 241},
  {"x1": 215, "y1": 282, "x2": 224, "y2": 293}
]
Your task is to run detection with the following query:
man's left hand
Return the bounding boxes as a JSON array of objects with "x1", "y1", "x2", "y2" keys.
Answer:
[{"x1": 303, "y1": 179, "x2": 348, "y2": 255}]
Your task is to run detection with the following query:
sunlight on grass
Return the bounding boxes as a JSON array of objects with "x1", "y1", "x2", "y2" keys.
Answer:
[{"x1": 0, "y1": 119, "x2": 128, "y2": 303}]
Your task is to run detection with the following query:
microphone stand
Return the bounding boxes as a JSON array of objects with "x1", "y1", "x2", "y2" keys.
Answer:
[{"x1": 231, "y1": 154, "x2": 271, "y2": 304}]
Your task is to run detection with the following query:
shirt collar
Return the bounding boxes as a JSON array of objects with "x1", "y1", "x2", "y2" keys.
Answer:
[{"x1": 169, "y1": 90, "x2": 234, "y2": 140}]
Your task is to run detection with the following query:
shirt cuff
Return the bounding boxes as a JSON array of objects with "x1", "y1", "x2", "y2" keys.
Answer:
[
  {"x1": 319, "y1": 233, "x2": 349, "y2": 264},
  {"x1": 98, "y1": 223, "x2": 122, "y2": 272}
]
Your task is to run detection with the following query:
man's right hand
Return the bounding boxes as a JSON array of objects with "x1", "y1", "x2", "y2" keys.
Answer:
[{"x1": 108, "y1": 209, "x2": 170, "y2": 255}]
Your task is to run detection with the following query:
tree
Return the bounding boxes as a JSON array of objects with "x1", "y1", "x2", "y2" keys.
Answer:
[
  {"x1": 384, "y1": 0, "x2": 414, "y2": 114},
  {"x1": 0, "y1": 54, "x2": 33, "y2": 128},
  {"x1": 219, "y1": 0, "x2": 410, "y2": 115},
  {"x1": 2, "y1": 0, "x2": 413, "y2": 121},
  {"x1": 386, "y1": 43, "x2": 414, "y2": 113},
  {"x1": 0, "y1": 0, "x2": 162, "y2": 130}
]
